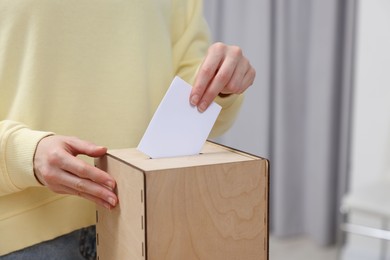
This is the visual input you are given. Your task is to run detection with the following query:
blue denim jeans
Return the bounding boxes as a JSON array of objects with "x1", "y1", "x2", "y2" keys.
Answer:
[{"x1": 0, "y1": 226, "x2": 96, "y2": 260}]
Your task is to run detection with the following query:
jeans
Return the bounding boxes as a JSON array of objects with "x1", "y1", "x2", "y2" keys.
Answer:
[{"x1": 0, "y1": 226, "x2": 96, "y2": 260}]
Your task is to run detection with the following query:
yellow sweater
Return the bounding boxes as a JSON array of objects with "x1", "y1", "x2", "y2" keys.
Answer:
[{"x1": 0, "y1": 0, "x2": 243, "y2": 255}]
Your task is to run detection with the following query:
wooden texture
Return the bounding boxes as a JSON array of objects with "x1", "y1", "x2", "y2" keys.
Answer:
[
  {"x1": 95, "y1": 155, "x2": 146, "y2": 260},
  {"x1": 96, "y1": 142, "x2": 269, "y2": 260}
]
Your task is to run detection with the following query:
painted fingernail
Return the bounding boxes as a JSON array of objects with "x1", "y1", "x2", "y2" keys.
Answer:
[
  {"x1": 198, "y1": 101, "x2": 208, "y2": 112},
  {"x1": 190, "y1": 95, "x2": 200, "y2": 106}
]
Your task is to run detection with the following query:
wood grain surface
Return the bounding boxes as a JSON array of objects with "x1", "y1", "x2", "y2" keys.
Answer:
[
  {"x1": 146, "y1": 160, "x2": 268, "y2": 260},
  {"x1": 96, "y1": 155, "x2": 146, "y2": 260},
  {"x1": 96, "y1": 142, "x2": 268, "y2": 260}
]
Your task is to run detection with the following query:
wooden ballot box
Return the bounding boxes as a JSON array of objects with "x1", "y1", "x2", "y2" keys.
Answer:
[{"x1": 95, "y1": 142, "x2": 269, "y2": 260}]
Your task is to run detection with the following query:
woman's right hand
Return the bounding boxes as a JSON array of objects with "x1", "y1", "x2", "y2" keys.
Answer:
[{"x1": 33, "y1": 135, "x2": 118, "y2": 209}]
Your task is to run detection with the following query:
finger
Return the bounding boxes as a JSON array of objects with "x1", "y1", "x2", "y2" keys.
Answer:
[
  {"x1": 59, "y1": 173, "x2": 118, "y2": 207},
  {"x1": 240, "y1": 66, "x2": 256, "y2": 92},
  {"x1": 190, "y1": 44, "x2": 226, "y2": 106},
  {"x1": 60, "y1": 152, "x2": 116, "y2": 190},
  {"x1": 222, "y1": 58, "x2": 251, "y2": 95},
  {"x1": 42, "y1": 167, "x2": 118, "y2": 208},
  {"x1": 196, "y1": 54, "x2": 240, "y2": 112},
  {"x1": 65, "y1": 137, "x2": 107, "y2": 158},
  {"x1": 59, "y1": 184, "x2": 116, "y2": 209}
]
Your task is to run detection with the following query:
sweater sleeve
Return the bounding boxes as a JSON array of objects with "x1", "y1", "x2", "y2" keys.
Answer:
[
  {"x1": 171, "y1": 0, "x2": 243, "y2": 137},
  {"x1": 0, "y1": 120, "x2": 53, "y2": 195}
]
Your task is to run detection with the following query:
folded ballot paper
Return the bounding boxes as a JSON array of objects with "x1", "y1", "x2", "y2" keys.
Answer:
[{"x1": 137, "y1": 76, "x2": 222, "y2": 158}]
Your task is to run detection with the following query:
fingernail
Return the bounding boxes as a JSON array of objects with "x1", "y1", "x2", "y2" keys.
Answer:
[
  {"x1": 106, "y1": 181, "x2": 115, "y2": 190},
  {"x1": 97, "y1": 146, "x2": 106, "y2": 151},
  {"x1": 190, "y1": 95, "x2": 200, "y2": 106},
  {"x1": 108, "y1": 197, "x2": 116, "y2": 207},
  {"x1": 198, "y1": 101, "x2": 208, "y2": 112}
]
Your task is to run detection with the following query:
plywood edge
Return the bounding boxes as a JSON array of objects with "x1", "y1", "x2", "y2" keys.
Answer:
[
  {"x1": 205, "y1": 140, "x2": 267, "y2": 161},
  {"x1": 263, "y1": 158, "x2": 270, "y2": 260}
]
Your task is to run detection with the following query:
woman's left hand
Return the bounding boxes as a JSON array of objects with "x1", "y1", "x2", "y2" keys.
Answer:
[{"x1": 190, "y1": 42, "x2": 256, "y2": 112}]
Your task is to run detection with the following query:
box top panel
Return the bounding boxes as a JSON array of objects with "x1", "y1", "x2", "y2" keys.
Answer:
[{"x1": 107, "y1": 141, "x2": 265, "y2": 172}]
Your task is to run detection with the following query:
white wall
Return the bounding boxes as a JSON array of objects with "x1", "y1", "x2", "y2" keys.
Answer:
[
  {"x1": 343, "y1": 0, "x2": 390, "y2": 259},
  {"x1": 350, "y1": 0, "x2": 390, "y2": 189}
]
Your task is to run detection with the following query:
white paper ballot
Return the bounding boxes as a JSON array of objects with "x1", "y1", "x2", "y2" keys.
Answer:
[{"x1": 137, "y1": 76, "x2": 222, "y2": 158}]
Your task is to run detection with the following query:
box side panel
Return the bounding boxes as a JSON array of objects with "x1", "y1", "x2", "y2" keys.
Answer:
[
  {"x1": 145, "y1": 159, "x2": 268, "y2": 260},
  {"x1": 95, "y1": 155, "x2": 146, "y2": 260}
]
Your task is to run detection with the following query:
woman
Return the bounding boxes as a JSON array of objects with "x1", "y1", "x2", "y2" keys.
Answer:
[{"x1": 0, "y1": 0, "x2": 255, "y2": 258}]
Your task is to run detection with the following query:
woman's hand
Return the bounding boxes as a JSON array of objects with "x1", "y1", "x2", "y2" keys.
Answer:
[
  {"x1": 190, "y1": 42, "x2": 256, "y2": 112},
  {"x1": 33, "y1": 135, "x2": 118, "y2": 209}
]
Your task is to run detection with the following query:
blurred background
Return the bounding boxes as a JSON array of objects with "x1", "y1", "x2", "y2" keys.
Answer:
[{"x1": 204, "y1": 0, "x2": 390, "y2": 259}]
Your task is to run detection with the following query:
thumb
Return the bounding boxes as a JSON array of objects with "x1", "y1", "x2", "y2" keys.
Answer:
[{"x1": 65, "y1": 137, "x2": 107, "y2": 158}]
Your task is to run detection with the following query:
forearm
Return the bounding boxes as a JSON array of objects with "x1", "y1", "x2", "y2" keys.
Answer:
[{"x1": 170, "y1": 0, "x2": 246, "y2": 138}]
